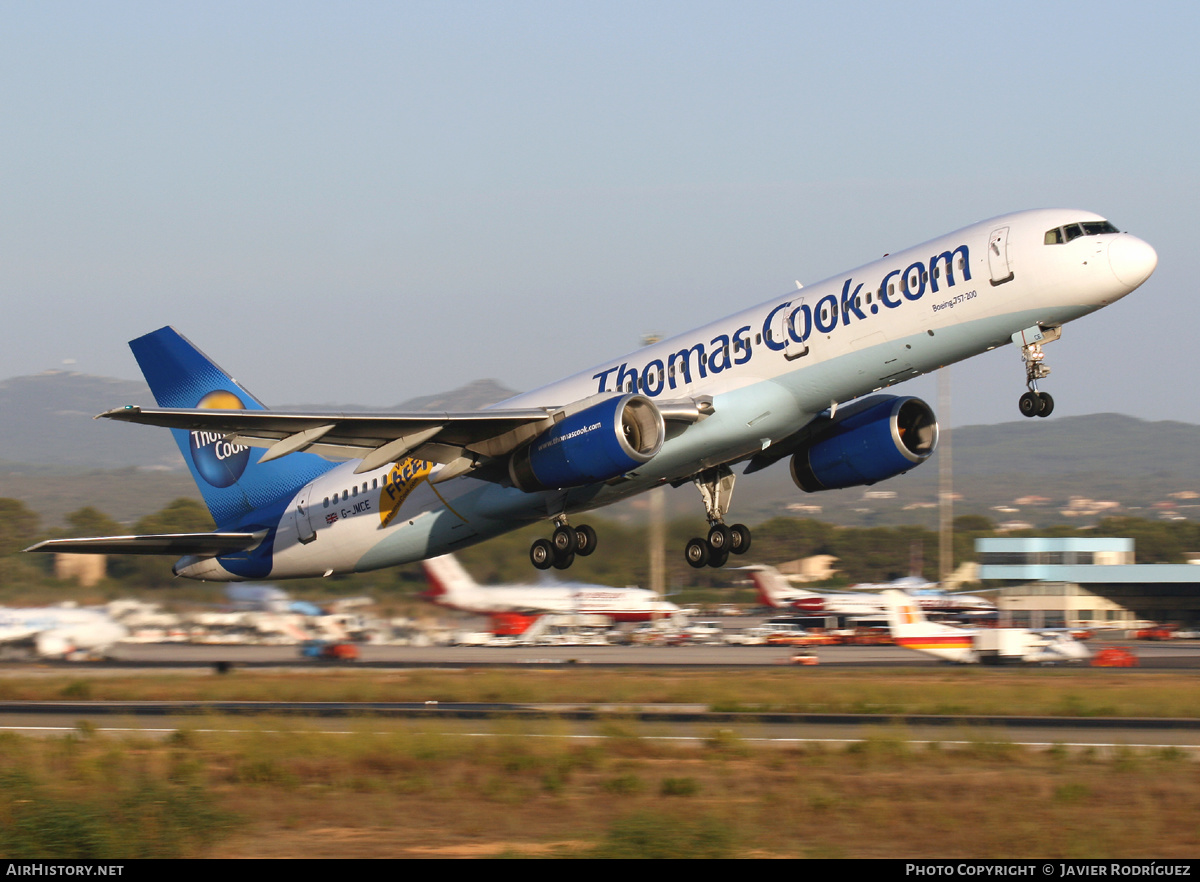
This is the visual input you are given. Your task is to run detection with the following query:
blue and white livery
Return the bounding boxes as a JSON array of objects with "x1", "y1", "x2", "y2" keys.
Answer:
[{"x1": 28, "y1": 209, "x2": 1157, "y2": 580}]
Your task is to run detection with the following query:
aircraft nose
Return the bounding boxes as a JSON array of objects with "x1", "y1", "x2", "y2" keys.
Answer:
[{"x1": 1108, "y1": 234, "x2": 1158, "y2": 289}]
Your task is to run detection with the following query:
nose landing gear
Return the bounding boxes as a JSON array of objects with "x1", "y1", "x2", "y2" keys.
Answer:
[
  {"x1": 683, "y1": 465, "x2": 753, "y2": 569},
  {"x1": 1014, "y1": 324, "x2": 1061, "y2": 418},
  {"x1": 1019, "y1": 390, "x2": 1054, "y2": 418}
]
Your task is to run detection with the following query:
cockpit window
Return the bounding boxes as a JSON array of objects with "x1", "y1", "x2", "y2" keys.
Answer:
[{"x1": 1044, "y1": 220, "x2": 1120, "y2": 244}]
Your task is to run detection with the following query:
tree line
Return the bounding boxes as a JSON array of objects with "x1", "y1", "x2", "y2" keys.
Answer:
[{"x1": 4, "y1": 496, "x2": 1200, "y2": 603}]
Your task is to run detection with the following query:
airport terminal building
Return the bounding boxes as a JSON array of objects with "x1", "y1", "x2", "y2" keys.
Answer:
[{"x1": 976, "y1": 537, "x2": 1200, "y2": 629}]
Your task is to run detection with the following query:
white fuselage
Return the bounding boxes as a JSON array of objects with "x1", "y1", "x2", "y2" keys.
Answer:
[
  {"x1": 428, "y1": 584, "x2": 679, "y2": 622},
  {"x1": 420, "y1": 554, "x2": 679, "y2": 621},
  {"x1": 178, "y1": 209, "x2": 1156, "y2": 580},
  {"x1": 0, "y1": 607, "x2": 128, "y2": 657}
]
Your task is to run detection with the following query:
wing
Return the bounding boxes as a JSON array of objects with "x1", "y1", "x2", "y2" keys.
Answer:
[
  {"x1": 98, "y1": 395, "x2": 712, "y2": 482},
  {"x1": 25, "y1": 531, "x2": 266, "y2": 557}
]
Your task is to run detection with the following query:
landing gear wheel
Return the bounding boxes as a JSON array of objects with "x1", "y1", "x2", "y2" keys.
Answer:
[
  {"x1": 552, "y1": 525, "x2": 578, "y2": 556},
  {"x1": 728, "y1": 523, "x2": 752, "y2": 556},
  {"x1": 707, "y1": 548, "x2": 729, "y2": 568},
  {"x1": 1019, "y1": 391, "x2": 1041, "y2": 418},
  {"x1": 1036, "y1": 391, "x2": 1054, "y2": 418},
  {"x1": 707, "y1": 523, "x2": 732, "y2": 553},
  {"x1": 685, "y1": 538, "x2": 710, "y2": 569},
  {"x1": 530, "y1": 538, "x2": 554, "y2": 570},
  {"x1": 574, "y1": 524, "x2": 598, "y2": 557},
  {"x1": 552, "y1": 551, "x2": 575, "y2": 570}
]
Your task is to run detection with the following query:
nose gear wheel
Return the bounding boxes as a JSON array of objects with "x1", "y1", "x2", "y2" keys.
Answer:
[{"x1": 1014, "y1": 325, "x2": 1061, "y2": 418}]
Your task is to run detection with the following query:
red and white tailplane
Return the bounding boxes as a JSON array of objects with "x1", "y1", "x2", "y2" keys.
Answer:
[
  {"x1": 882, "y1": 589, "x2": 976, "y2": 663},
  {"x1": 421, "y1": 553, "x2": 478, "y2": 605},
  {"x1": 744, "y1": 565, "x2": 805, "y2": 609}
]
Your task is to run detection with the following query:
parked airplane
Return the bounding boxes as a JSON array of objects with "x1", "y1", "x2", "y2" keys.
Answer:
[
  {"x1": 27, "y1": 210, "x2": 1156, "y2": 581},
  {"x1": 421, "y1": 554, "x2": 680, "y2": 621},
  {"x1": 882, "y1": 589, "x2": 1087, "y2": 664},
  {"x1": 0, "y1": 606, "x2": 128, "y2": 658},
  {"x1": 847, "y1": 576, "x2": 996, "y2": 613},
  {"x1": 744, "y1": 564, "x2": 889, "y2": 615},
  {"x1": 225, "y1": 584, "x2": 324, "y2": 617},
  {"x1": 745, "y1": 564, "x2": 994, "y2": 616}
]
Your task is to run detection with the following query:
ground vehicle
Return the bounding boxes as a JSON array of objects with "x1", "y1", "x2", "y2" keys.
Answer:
[
  {"x1": 300, "y1": 639, "x2": 360, "y2": 661},
  {"x1": 1090, "y1": 647, "x2": 1137, "y2": 667},
  {"x1": 685, "y1": 621, "x2": 724, "y2": 643}
]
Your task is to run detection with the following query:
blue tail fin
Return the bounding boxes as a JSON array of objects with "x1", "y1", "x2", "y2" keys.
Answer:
[{"x1": 129, "y1": 327, "x2": 337, "y2": 529}]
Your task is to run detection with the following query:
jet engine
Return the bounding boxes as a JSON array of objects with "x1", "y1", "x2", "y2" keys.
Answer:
[
  {"x1": 509, "y1": 394, "x2": 665, "y2": 492},
  {"x1": 790, "y1": 395, "x2": 938, "y2": 493}
]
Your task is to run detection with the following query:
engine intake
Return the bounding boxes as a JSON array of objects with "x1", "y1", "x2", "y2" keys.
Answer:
[
  {"x1": 790, "y1": 395, "x2": 938, "y2": 492},
  {"x1": 509, "y1": 394, "x2": 665, "y2": 492}
]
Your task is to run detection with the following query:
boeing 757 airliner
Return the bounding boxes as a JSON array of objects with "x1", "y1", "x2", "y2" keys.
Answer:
[{"x1": 28, "y1": 209, "x2": 1157, "y2": 580}]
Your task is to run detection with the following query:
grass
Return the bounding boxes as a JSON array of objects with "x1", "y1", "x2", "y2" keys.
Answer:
[
  {"x1": 0, "y1": 667, "x2": 1197, "y2": 718},
  {"x1": 0, "y1": 731, "x2": 236, "y2": 858},
  {"x1": 1, "y1": 667, "x2": 1197, "y2": 857},
  {"x1": 1, "y1": 717, "x2": 1198, "y2": 859}
]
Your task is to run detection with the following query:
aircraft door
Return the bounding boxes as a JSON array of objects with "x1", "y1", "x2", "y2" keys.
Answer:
[
  {"x1": 768, "y1": 300, "x2": 810, "y2": 360},
  {"x1": 988, "y1": 226, "x2": 1014, "y2": 286},
  {"x1": 294, "y1": 482, "x2": 319, "y2": 545}
]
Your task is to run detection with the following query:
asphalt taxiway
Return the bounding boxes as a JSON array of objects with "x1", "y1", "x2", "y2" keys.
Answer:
[{"x1": 75, "y1": 639, "x2": 1200, "y2": 670}]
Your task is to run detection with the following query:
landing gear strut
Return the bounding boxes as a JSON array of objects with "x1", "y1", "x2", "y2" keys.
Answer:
[
  {"x1": 530, "y1": 517, "x2": 598, "y2": 570},
  {"x1": 684, "y1": 465, "x2": 752, "y2": 569},
  {"x1": 1014, "y1": 325, "x2": 1061, "y2": 418}
]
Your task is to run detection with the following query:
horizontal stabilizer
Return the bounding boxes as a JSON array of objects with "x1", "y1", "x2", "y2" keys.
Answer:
[{"x1": 25, "y1": 531, "x2": 267, "y2": 557}]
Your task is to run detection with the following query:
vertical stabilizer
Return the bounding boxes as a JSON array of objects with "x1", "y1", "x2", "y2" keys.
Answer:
[
  {"x1": 128, "y1": 327, "x2": 336, "y2": 528},
  {"x1": 421, "y1": 554, "x2": 479, "y2": 604},
  {"x1": 745, "y1": 565, "x2": 798, "y2": 608},
  {"x1": 882, "y1": 589, "x2": 975, "y2": 662}
]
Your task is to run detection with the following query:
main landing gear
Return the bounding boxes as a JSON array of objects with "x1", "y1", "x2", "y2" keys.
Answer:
[
  {"x1": 683, "y1": 465, "x2": 752, "y2": 569},
  {"x1": 1014, "y1": 324, "x2": 1061, "y2": 418},
  {"x1": 530, "y1": 518, "x2": 598, "y2": 570}
]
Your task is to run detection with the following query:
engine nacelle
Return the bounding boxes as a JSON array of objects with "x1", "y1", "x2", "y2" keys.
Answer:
[
  {"x1": 790, "y1": 395, "x2": 938, "y2": 493},
  {"x1": 509, "y1": 394, "x2": 665, "y2": 492}
]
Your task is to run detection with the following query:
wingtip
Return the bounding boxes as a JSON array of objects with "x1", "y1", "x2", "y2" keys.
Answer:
[{"x1": 95, "y1": 405, "x2": 142, "y2": 420}]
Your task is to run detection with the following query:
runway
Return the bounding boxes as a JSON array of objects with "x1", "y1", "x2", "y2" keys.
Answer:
[
  {"x1": 79, "y1": 638, "x2": 1200, "y2": 670},
  {"x1": 4, "y1": 640, "x2": 1199, "y2": 753},
  {"x1": 3, "y1": 700, "x2": 1199, "y2": 755}
]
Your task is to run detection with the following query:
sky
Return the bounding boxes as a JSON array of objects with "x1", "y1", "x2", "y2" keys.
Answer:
[{"x1": 3, "y1": 1, "x2": 1197, "y2": 427}]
